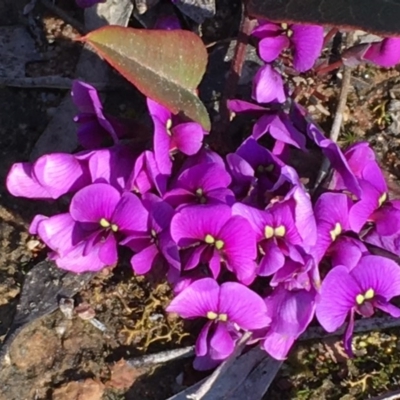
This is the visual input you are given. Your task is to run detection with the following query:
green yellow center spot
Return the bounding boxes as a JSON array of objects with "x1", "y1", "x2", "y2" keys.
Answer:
[
  {"x1": 215, "y1": 240, "x2": 224, "y2": 250},
  {"x1": 100, "y1": 218, "x2": 111, "y2": 228},
  {"x1": 329, "y1": 222, "x2": 342, "y2": 241},
  {"x1": 356, "y1": 288, "x2": 375, "y2": 305},
  {"x1": 379, "y1": 192, "x2": 387, "y2": 207},
  {"x1": 166, "y1": 118, "x2": 173, "y2": 136},
  {"x1": 111, "y1": 224, "x2": 119, "y2": 232},
  {"x1": 195, "y1": 188, "x2": 203, "y2": 196},
  {"x1": 151, "y1": 229, "x2": 157, "y2": 238},
  {"x1": 274, "y1": 225, "x2": 286, "y2": 237},
  {"x1": 265, "y1": 225, "x2": 274, "y2": 239},
  {"x1": 207, "y1": 311, "x2": 218, "y2": 320},
  {"x1": 218, "y1": 313, "x2": 228, "y2": 322},
  {"x1": 205, "y1": 234, "x2": 215, "y2": 244}
]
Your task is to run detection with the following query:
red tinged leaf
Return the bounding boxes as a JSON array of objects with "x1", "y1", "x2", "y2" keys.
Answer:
[
  {"x1": 80, "y1": 26, "x2": 211, "y2": 130},
  {"x1": 245, "y1": 0, "x2": 400, "y2": 37}
]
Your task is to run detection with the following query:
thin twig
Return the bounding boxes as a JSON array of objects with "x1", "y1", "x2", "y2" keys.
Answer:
[
  {"x1": 40, "y1": 0, "x2": 87, "y2": 35},
  {"x1": 313, "y1": 32, "x2": 354, "y2": 191},
  {"x1": 127, "y1": 346, "x2": 194, "y2": 368}
]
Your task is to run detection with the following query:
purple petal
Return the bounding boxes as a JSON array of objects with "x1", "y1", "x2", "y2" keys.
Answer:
[
  {"x1": 363, "y1": 38, "x2": 400, "y2": 67},
  {"x1": 98, "y1": 233, "x2": 118, "y2": 265},
  {"x1": 314, "y1": 192, "x2": 352, "y2": 229},
  {"x1": 70, "y1": 183, "x2": 120, "y2": 223},
  {"x1": 170, "y1": 204, "x2": 231, "y2": 247},
  {"x1": 6, "y1": 162, "x2": 52, "y2": 199},
  {"x1": 219, "y1": 282, "x2": 270, "y2": 329},
  {"x1": 231, "y1": 203, "x2": 266, "y2": 239},
  {"x1": 210, "y1": 323, "x2": 235, "y2": 360},
  {"x1": 372, "y1": 204, "x2": 400, "y2": 236},
  {"x1": 329, "y1": 236, "x2": 367, "y2": 270},
  {"x1": 196, "y1": 321, "x2": 212, "y2": 356},
  {"x1": 143, "y1": 193, "x2": 175, "y2": 232},
  {"x1": 166, "y1": 277, "x2": 220, "y2": 319},
  {"x1": 252, "y1": 65, "x2": 286, "y2": 104},
  {"x1": 259, "y1": 240, "x2": 285, "y2": 276},
  {"x1": 227, "y1": 99, "x2": 267, "y2": 114},
  {"x1": 154, "y1": 118, "x2": 173, "y2": 175},
  {"x1": 351, "y1": 255, "x2": 400, "y2": 300},
  {"x1": 182, "y1": 245, "x2": 207, "y2": 270},
  {"x1": 375, "y1": 301, "x2": 400, "y2": 318},
  {"x1": 158, "y1": 230, "x2": 181, "y2": 270},
  {"x1": 258, "y1": 35, "x2": 290, "y2": 62},
  {"x1": 131, "y1": 244, "x2": 159, "y2": 274},
  {"x1": 291, "y1": 24, "x2": 324, "y2": 72},
  {"x1": 147, "y1": 98, "x2": 171, "y2": 124},
  {"x1": 112, "y1": 192, "x2": 148, "y2": 234},
  {"x1": 316, "y1": 266, "x2": 361, "y2": 332},
  {"x1": 219, "y1": 216, "x2": 257, "y2": 284},
  {"x1": 209, "y1": 248, "x2": 222, "y2": 279},
  {"x1": 172, "y1": 122, "x2": 205, "y2": 155}
]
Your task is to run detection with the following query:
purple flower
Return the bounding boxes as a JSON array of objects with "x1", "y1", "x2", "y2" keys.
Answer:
[
  {"x1": 316, "y1": 255, "x2": 400, "y2": 355},
  {"x1": 127, "y1": 150, "x2": 168, "y2": 196},
  {"x1": 252, "y1": 64, "x2": 286, "y2": 104},
  {"x1": 121, "y1": 193, "x2": 180, "y2": 274},
  {"x1": 164, "y1": 162, "x2": 234, "y2": 208},
  {"x1": 32, "y1": 183, "x2": 148, "y2": 272},
  {"x1": 312, "y1": 192, "x2": 353, "y2": 263},
  {"x1": 252, "y1": 21, "x2": 324, "y2": 72},
  {"x1": 72, "y1": 80, "x2": 131, "y2": 149},
  {"x1": 228, "y1": 100, "x2": 306, "y2": 154},
  {"x1": 232, "y1": 201, "x2": 303, "y2": 276},
  {"x1": 166, "y1": 278, "x2": 270, "y2": 369},
  {"x1": 170, "y1": 204, "x2": 258, "y2": 284},
  {"x1": 7, "y1": 153, "x2": 91, "y2": 199},
  {"x1": 262, "y1": 287, "x2": 316, "y2": 359},
  {"x1": 363, "y1": 38, "x2": 400, "y2": 67},
  {"x1": 147, "y1": 99, "x2": 208, "y2": 175}
]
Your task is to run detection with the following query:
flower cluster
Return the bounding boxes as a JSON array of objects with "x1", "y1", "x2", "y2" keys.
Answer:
[{"x1": 7, "y1": 21, "x2": 400, "y2": 369}]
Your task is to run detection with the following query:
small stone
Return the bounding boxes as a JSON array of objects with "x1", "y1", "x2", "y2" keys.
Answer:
[{"x1": 52, "y1": 379, "x2": 104, "y2": 400}]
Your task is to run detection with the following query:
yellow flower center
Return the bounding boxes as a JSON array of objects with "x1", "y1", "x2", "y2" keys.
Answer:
[
  {"x1": 166, "y1": 118, "x2": 173, "y2": 136},
  {"x1": 100, "y1": 218, "x2": 118, "y2": 232},
  {"x1": 329, "y1": 222, "x2": 342, "y2": 241},
  {"x1": 204, "y1": 234, "x2": 224, "y2": 250},
  {"x1": 264, "y1": 225, "x2": 286, "y2": 239},
  {"x1": 379, "y1": 192, "x2": 387, "y2": 207},
  {"x1": 356, "y1": 288, "x2": 375, "y2": 305},
  {"x1": 207, "y1": 311, "x2": 228, "y2": 322}
]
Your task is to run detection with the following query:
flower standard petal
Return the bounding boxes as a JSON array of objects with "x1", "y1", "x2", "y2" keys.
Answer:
[
  {"x1": 112, "y1": 192, "x2": 148, "y2": 234},
  {"x1": 219, "y1": 282, "x2": 270, "y2": 330},
  {"x1": 166, "y1": 277, "x2": 220, "y2": 319},
  {"x1": 316, "y1": 266, "x2": 361, "y2": 333},
  {"x1": 218, "y1": 216, "x2": 257, "y2": 284},
  {"x1": 70, "y1": 183, "x2": 120, "y2": 223},
  {"x1": 291, "y1": 24, "x2": 324, "y2": 72},
  {"x1": 351, "y1": 255, "x2": 400, "y2": 300},
  {"x1": 170, "y1": 204, "x2": 231, "y2": 247},
  {"x1": 172, "y1": 122, "x2": 205, "y2": 155}
]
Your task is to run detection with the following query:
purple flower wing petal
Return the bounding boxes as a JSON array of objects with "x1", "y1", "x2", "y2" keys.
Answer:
[
  {"x1": 209, "y1": 248, "x2": 222, "y2": 279},
  {"x1": 259, "y1": 240, "x2": 285, "y2": 276},
  {"x1": 372, "y1": 205, "x2": 400, "y2": 236},
  {"x1": 70, "y1": 183, "x2": 120, "y2": 223},
  {"x1": 291, "y1": 25, "x2": 324, "y2": 72},
  {"x1": 258, "y1": 35, "x2": 290, "y2": 62},
  {"x1": 263, "y1": 330, "x2": 295, "y2": 360},
  {"x1": 351, "y1": 255, "x2": 400, "y2": 300},
  {"x1": 375, "y1": 301, "x2": 400, "y2": 318},
  {"x1": 316, "y1": 265, "x2": 361, "y2": 332},
  {"x1": 252, "y1": 65, "x2": 286, "y2": 104},
  {"x1": 363, "y1": 38, "x2": 400, "y2": 67},
  {"x1": 196, "y1": 321, "x2": 212, "y2": 356},
  {"x1": 170, "y1": 204, "x2": 231, "y2": 247},
  {"x1": 227, "y1": 99, "x2": 267, "y2": 114},
  {"x1": 98, "y1": 233, "x2": 118, "y2": 265},
  {"x1": 210, "y1": 322, "x2": 235, "y2": 360},
  {"x1": 182, "y1": 245, "x2": 207, "y2": 270},
  {"x1": 130, "y1": 244, "x2": 159, "y2": 274},
  {"x1": 158, "y1": 230, "x2": 181, "y2": 270},
  {"x1": 172, "y1": 122, "x2": 205, "y2": 155},
  {"x1": 219, "y1": 282, "x2": 270, "y2": 330},
  {"x1": 329, "y1": 236, "x2": 367, "y2": 270},
  {"x1": 154, "y1": 118, "x2": 173, "y2": 175},
  {"x1": 166, "y1": 277, "x2": 220, "y2": 319}
]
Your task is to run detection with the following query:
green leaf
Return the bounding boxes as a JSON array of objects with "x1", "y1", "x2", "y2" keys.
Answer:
[{"x1": 81, "y1": 26, "x2": 210, "y2": 130}]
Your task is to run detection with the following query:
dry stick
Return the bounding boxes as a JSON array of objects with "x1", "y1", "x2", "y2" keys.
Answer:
[
  {"x1": 313, "y1": 33, "x2": 354, "y2": 191},
  {"x1": 40, "y1": 0, "x2": 87, "y2": 35}
]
